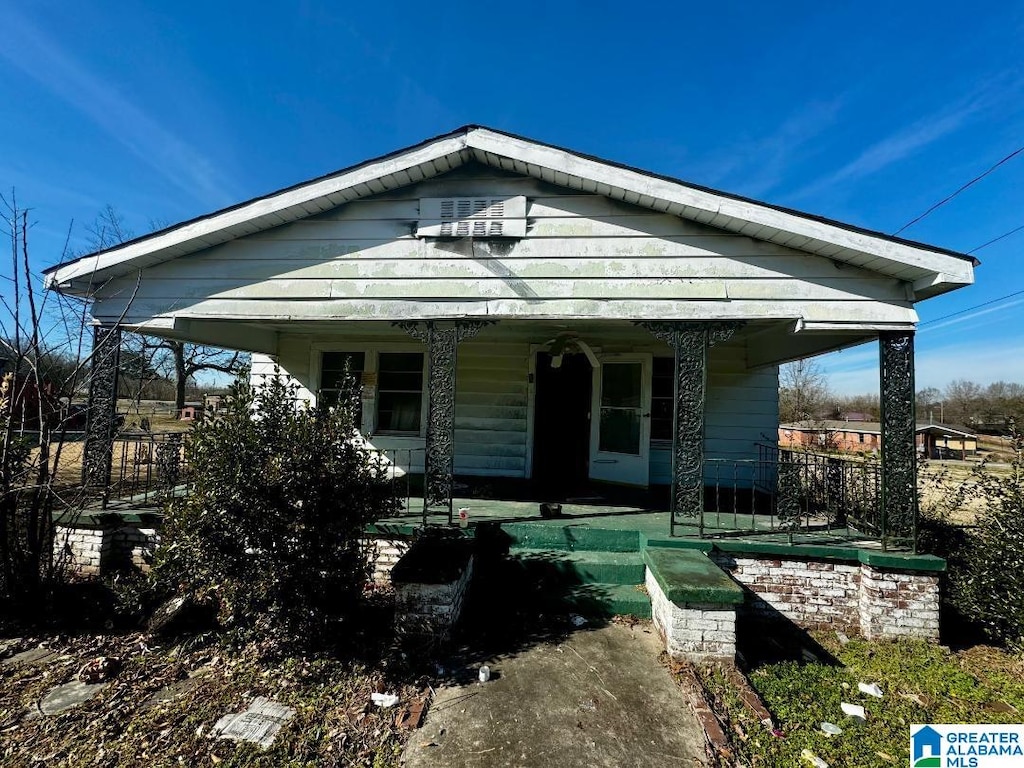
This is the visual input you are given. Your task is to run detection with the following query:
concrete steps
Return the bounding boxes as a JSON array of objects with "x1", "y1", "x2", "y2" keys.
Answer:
[
  {"x1": 506, "y1": 549, "x2": 646, "y2": 585},
  {"x1": 501, "y1": 522, "x2": 641, "y2": 553},
  {"x1": 504, "y1": 531, "x2": 651, "y2": 618}
]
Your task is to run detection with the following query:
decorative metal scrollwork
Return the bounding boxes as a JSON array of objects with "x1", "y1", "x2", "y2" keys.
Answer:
[
  {"x1": 396, "y1": 320, "x2": 493, "y2": 522},
  {"x1": 879, "y1": 331, "x2": 917, "y2": 542},
  {"x1": 155, "y1": 434, "x2": 183, "y2": 498},
  {"x1": 636, "y1": 321, "x2": 743, "y2": 534},
  {"x1": 82, "y1": 326, "x2": 121, "y2": 487}
]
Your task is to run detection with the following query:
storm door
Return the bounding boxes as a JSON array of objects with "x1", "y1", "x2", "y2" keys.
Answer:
[{"x1": 588, "y1": 356, "x2": 652, "y2": 486}]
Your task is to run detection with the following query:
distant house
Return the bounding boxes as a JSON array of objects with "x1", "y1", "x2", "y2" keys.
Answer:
[
  {"x1": 780, "y1": 420, "x2": 978, "y2": 459},
  {"x1": 840, "y1": 411, "x2": 873, "y2": 423}
]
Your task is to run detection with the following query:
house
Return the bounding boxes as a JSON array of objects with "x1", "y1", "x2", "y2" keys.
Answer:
[
  {"x1": 46, "y1": 125, "x2": 976, "y2": 537},
  {"x1": 917, "y1": 423, "x2": 979, "y2": 460},
  {"x1": 780, "y1": 420, "x2": 978, "y2": 459},
  {"x1": 45, "y1": 126, "x2": 975, "y2": 654}
]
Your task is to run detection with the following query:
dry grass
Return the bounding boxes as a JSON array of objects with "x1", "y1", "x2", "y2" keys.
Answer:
[
  {"x1": 0, "y1": 631, "x2": 415, "y2": 767},
  {"x1": 918, "y1": 459, "x2": 1013, "y2": 524}
]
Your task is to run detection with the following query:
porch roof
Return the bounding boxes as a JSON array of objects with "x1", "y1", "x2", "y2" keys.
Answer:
[{"x1": 47, "y1": 125, "x2": 975, "y2": 300}]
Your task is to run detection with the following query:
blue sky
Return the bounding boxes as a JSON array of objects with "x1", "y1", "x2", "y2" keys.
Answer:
[{"x1": 2, "y1": 1, "x2": 1023, "y2": 394}]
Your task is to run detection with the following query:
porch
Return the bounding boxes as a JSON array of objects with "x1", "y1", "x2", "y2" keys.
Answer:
[{"x1": 85, "y1": 431, "x2": 906, "y2": 552}]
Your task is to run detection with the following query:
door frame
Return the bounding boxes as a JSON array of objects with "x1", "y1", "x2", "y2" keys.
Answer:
[{"x1": 588, "y1": 353, "x2": 653, "y2": 487}]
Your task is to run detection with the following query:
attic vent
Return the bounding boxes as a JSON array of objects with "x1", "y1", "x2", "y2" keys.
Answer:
[{"x1": 417, "y1": 195, "x2": 526, "y2": 238}]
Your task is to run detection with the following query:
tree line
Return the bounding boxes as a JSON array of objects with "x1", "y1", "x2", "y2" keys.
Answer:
[{"x1": 779, "y1": 359, "x2": 1024, "y2": 432}]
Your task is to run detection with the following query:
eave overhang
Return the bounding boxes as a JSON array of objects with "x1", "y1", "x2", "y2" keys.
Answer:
[{"x1": 46, "y1": 125, "x2": 977, "y2": 300}]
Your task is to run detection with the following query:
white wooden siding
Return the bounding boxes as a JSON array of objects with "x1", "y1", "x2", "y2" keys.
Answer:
[
  {"x1": 650, "y1": 343, "x2": 779, "y2": 484},
  {"x1": 259, "y1": 329, "x2": 774, "y2": 483},
  {"x1": 454, "y1": 342, "x2": 530, "y2": 476},
  {"x1": 89, "y1": 167, "x2": 916, "y2": 326}
]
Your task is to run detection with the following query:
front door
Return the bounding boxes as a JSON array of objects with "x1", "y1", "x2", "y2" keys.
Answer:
[
  {"x1": 589, "y1": 355, "x2": 652, "y2": 486},
  {"x1": 533, "y1": 352, "x2": 593, "y2": 494}
]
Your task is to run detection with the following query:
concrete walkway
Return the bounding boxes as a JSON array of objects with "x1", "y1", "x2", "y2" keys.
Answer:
[{"x1": 404, "y1": 624, "x2": 707, "y2": 768}]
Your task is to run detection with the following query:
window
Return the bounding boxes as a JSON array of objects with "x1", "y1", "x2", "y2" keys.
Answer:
[
  {"x1": 650, "y1": 357, "x2": 674, "y2": 442},
  {"x1": 376, "y1": 352, "x2": 424, "y2": 434},
  {"x1": 319, "y1": 352, "x2": 365, "y2": 426}
]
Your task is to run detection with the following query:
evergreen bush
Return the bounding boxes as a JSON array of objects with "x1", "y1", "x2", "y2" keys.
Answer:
[
  {"x1": 153, "y1": 369, "x2": 399, "y2": 649},
  {"x1": 920, "y1": 432, "x2": 1024, "y2": 648}
]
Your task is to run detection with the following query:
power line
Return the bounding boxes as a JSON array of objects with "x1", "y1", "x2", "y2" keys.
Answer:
[
  {"x1": 920, "y1": 288, "x2": 1024, "y2": 327},
  {"x1": 968, "y1": 223, "x2": 1024, "y2": 254},
  {"x1": 893, "y1": 144, "x2": 1024, "y2": 236},
  {"x1": 918, "y1": 221, "x2": 1024, "y2": 326}
]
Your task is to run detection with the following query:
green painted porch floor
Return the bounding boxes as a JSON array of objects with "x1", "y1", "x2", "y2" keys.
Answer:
[
  {"x1": 372, "y1": 496, "x2": 946, "y2": 621},
  {"x1": 373, "y1": 496, "x2": 946, "y2": 572}
]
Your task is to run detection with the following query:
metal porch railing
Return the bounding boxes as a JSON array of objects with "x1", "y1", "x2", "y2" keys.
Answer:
[{"x1": 695, "y1": 444, "x2": 902, "y2": 547}]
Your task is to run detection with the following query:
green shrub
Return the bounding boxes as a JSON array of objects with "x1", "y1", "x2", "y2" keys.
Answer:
[
  {"x1": 152, "y1": 369, "x2": 399, "y2": 650},
  {"x1": 920, "y1": 433, "x2": 1024, "y2": 648}
]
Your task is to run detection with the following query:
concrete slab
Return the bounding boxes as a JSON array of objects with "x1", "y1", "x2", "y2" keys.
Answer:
[
  {"x1": 3, "y1": 647, "x2": 56, "y2": 668},
  {"x1": 141, "y1": 677, "x2": 201, "y2": 710},
  {"x1": 404, "y1": 624, "x2": 707, "y2": 768},
  {"x1": 35, "y1": 680, "x2": 107, "y2": 716}
]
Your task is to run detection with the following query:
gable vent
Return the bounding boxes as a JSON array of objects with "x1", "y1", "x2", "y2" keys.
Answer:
[{"x1": 417, "y1": 195, "x2": 527, "y2": 238}]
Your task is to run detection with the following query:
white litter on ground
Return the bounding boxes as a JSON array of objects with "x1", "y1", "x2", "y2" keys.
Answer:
[
  {"x1": 212, "y1": 697, "x2": 296, "y2": 749},
  {"x1": 858, "y1": 682, "x2": 884, "y2": 698},
  {"x1": 371, "y1": 692, "x2": 400, "y2": 708}
]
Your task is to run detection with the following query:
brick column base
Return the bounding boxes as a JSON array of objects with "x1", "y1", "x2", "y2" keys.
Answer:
[
  {"x1": 646, "y1": 567, "x2": 736, "y2": 662},
  {"x1": 859, "y1": 564, "x2": 940, "y2": 640}
]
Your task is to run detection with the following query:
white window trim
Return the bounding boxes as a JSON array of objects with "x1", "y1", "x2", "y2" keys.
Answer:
[{"x1": 309, "y1": 342, "x2": 428, "y2": 438}]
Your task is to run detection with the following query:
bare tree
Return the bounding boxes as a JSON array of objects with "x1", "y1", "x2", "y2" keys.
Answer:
[
  {"x1": 85, "y1": 207, "x2": 244, "y2": 415},
  {"x1": 0, "y1": 192, "x2": 102, "y2": 610},
  {"x1": 779, "y1": 358, "x2": 831, "y2": 423},
  {"x1": 152, "y1": 340, "x2": 241, "y2": 413},
  {"x1": 944, "y1": 379, "x2": 982, "y2": 428},
  {"x1": 916, "y1": 387, "x2": 943, "y2": 422}
]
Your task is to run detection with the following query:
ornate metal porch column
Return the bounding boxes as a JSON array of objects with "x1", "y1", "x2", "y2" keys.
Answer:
[
  {"x1": 638, "y1": 321, "x2": 742, "y2": 536},
  {"x1": 879, "y1": 331, "x2": 917, "y2": 549},
  {"x1": 82, "y1": 325, "x2": 121, "y2": 488},
  {"x1": 397, "y1": 320, "x2": 491, "y2": 524}
]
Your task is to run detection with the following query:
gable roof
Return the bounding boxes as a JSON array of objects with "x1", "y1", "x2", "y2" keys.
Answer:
[{"x1": 46, "y1": 125, "x2": 977, "y2": 298}]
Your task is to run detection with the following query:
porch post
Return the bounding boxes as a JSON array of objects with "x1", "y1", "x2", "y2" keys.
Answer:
[
  {"x1": 879, "y1": 331, "x2": 917, "y2": 550},
  {"x1": 397, "y1": 320, "x2": 491, "y2": 524},
  {"x1": 82, "y1": 325, "x2": 121, "y2": 489},
  {"x1": 637, "y1": 321, "x2": 741, "y2": 537}
]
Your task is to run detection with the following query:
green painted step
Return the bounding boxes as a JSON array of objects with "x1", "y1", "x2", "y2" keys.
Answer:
[
  {"x1": 537, "y1": 582, "x2": 652, "y2": 620},
  {"x1": 502, "y1": 522, "x2": 641, "y2": 552},
  {"x1": 643, "y1": 547, "x2": 744, "y2": 605},
  {"x1": 507, "y1": 549, "x2": 646, "y2": 586}
]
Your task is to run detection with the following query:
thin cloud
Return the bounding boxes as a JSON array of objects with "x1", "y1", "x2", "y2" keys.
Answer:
[
  {"x1": 0, "y1": 9, "x2": 239, "y2": 208},
  {"x1": 686, "y1": 99, "x2": 847, "y2": 196},
  {"x1": 920, "y1": 296, "x2": 1024, "y2": 335},
  {"x1": 915, "y1": 343, "x2": 1024, "y2": 390},
  {"x1": 785, "y1": 84, "x2": 1013, "y2": 202}
]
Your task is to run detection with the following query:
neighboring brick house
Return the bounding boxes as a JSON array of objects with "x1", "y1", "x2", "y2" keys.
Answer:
[{"x1": 779, "y1": 420, "x2": 978, "y2": 459}]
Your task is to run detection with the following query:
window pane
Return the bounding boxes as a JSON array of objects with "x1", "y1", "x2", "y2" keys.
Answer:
[
  {"x1": 378, "y1": 353, "x2": 423, "y2": 372},
  {"x1": 601, "y1": 363, "x2": 641, "y2": 407},
  {"x1": 651, "y1": 357, "x2": 673, "y2": 441},
  {"x1": 377, "y1": 371, "x2": 423, "y2": 392},
  {"x1": 377, "y1": 392, "x2": 422, "y2": 433},
  {"x1": 376, "y1": 352, "x2": 424, "y2": 433},
  {"x1": 320, "y1": 351, "x2": 365, "y2": 427},
  {"x1": 599, "y1": 408, "x2": 641, "y2": 454},
  {"x1": 321, "y1": 351, "x2": 365, "y2": 390}
]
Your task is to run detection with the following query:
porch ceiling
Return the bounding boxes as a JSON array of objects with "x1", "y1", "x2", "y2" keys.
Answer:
[{"x1": 126, "y1": 316, "x2": 879, "y2": 369}]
